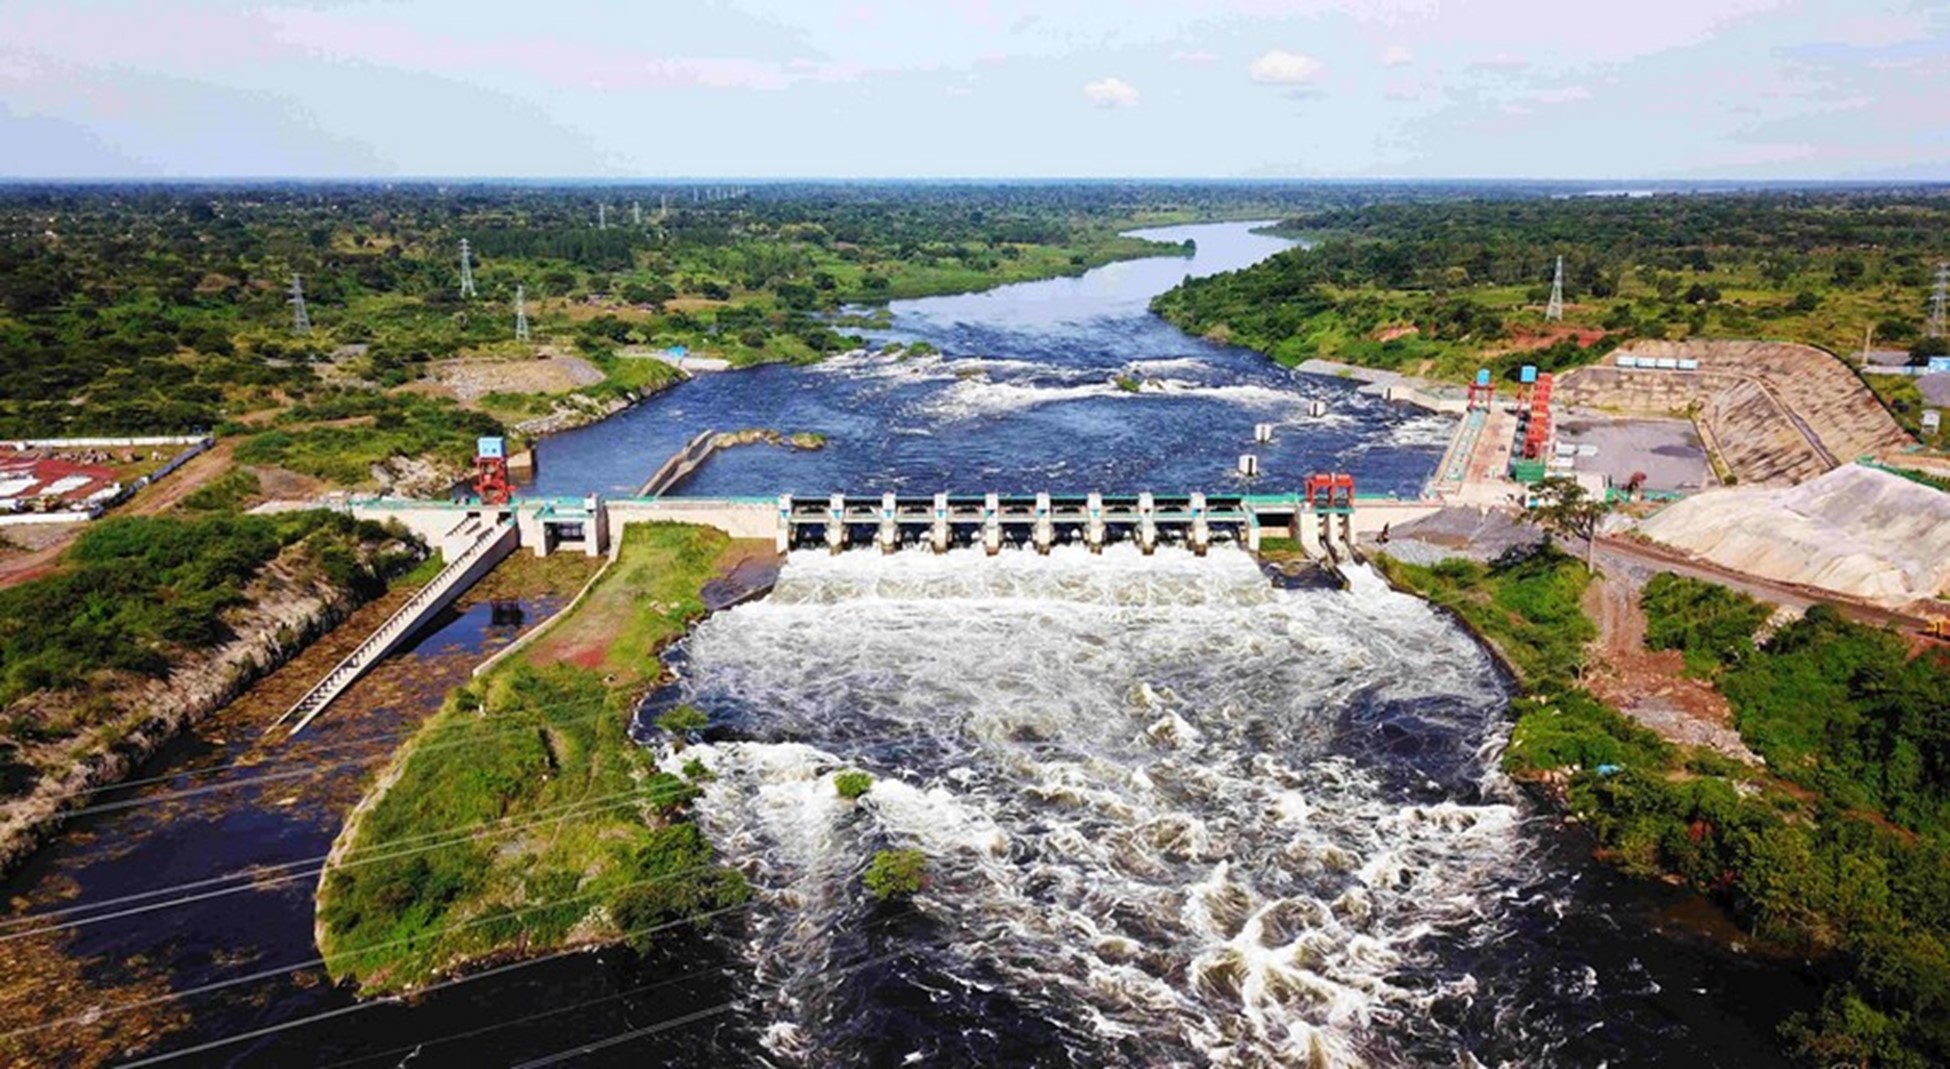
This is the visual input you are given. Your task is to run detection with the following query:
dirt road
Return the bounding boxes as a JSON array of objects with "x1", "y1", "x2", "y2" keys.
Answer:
[{"x1": 1580, "y1": 560, "x2": 1758, "y2": 762}]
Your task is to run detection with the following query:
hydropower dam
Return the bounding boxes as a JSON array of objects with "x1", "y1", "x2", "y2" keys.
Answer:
[{"x1": 34, "y1": 221, "x2": 1806, "y2": 1067}]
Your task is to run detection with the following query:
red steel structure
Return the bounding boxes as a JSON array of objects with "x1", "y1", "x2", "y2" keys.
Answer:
[
  {"x1": 1521, "y1": 373, "x2": 1555, "y2": 459},
  {"x1": 474, "y1": 436, "x2": 512, "y2": 505},
  {"x1": 1304, "y1": 472, "x2": 1355, "y2": 511}
]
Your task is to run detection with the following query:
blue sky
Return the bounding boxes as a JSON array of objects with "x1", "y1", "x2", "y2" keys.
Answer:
[{"x1": 3, "y1": 0, "x2": 1945, "y2": 179}]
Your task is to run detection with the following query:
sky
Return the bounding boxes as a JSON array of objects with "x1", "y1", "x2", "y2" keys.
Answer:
[{"x1": 2, "y1": 0, "x2": 1946, "y2": 180}]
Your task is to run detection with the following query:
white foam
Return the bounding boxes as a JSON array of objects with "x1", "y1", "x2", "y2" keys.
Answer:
[{"x1": 673, "y1": 545, "x2": 1526, "y2": 1065}]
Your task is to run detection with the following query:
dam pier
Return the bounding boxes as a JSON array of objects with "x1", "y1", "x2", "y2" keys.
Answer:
[{"x1": 786, "y1": 474, "x2": 1371, "y2": 559}]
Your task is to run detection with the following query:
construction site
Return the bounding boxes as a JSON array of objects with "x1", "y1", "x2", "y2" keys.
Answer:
[{"x1": 1406, "y1": 336, "x2": 1950, "y2": 624}]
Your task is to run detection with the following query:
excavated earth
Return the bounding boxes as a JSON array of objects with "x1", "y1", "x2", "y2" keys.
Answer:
[{"x1": 1637, "y1": 465, "x2": 1950, "y2": 608}]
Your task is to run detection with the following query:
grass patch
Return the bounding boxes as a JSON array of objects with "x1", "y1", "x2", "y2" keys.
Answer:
[
  {"x1": 316, "y1": 523, "x2": 755, "y2": 993},
  {"x1": 236, "y1": 392, "x2": 503, "y2": 488},
  {"x1": 521, "y1": 523, "x2": 733, "y2": 683},
  {"x1": 176, "y1": 466, "x2": 263, "y2": 514},
  {"x1": 1375, "y1": 547, "x2": 1595, "y2": 686},
  {"x1": 1640, "y1": 572, "x2": 1773, "y2": 676}
]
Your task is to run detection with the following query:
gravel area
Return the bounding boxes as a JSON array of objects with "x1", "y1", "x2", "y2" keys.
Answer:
[
  {"x1": 1370, "y1": 506, "x2": 1545, "y2": 563},
  {"x1": 1554, "y1": 412, "x2": 1711, "y2": 493}
]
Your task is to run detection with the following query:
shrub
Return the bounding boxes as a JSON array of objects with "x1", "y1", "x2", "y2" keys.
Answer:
[
  {"x1": 833, "y1": 770, "x2": 873, "y2": 800},
  {"x1": 863, "y1": 848, "x2": 926, "y2": 901},
  {"x1": 656, "y1": 705, "x2": 709, "y2": 750},
  {"x1": 1640, "y1": 573, "x2": 1770, "y2": 675}
]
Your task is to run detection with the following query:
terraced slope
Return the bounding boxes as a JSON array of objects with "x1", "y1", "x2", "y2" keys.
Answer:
[{"x1": 1558, "y1": 341, "x2": 1913, "y2": 486}]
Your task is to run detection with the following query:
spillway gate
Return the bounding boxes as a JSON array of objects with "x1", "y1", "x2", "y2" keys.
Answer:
[{"x1": 775, "y1": 491, "x2": 1359, "y2": 561}]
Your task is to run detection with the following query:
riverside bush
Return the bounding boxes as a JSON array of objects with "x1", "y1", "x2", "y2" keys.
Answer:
[
  {"x1": 864, "y1": 848, "x2": 926, "y2": 902},
  {"x1": 0, "y1": 512, "x2": 402, "y2": 707}
]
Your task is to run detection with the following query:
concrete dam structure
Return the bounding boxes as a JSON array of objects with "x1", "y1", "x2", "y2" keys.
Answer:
[{"x1": 778, "y1": 484, "x2": 1394, "y2": 562}]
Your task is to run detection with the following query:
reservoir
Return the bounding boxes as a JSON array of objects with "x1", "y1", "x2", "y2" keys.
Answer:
[{"x1": 532, "y1": 223, "x2": 1451, "y2": 500}]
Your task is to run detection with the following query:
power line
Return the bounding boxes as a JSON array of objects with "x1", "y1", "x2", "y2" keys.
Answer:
[
  {"x1": 9, "y1": 859, "x2": 747, "y2": 1046},
  {"x1": 14, "y1": 695, "x2": 612, "y2": 821},
  {"x1": 16, "y1": 695, "x2": 608, "y2": 826},
  {"x1": 510, "y1": 948, "x2": 914, "y2": 1069},
  {"x1": 1, "y1": 787, "x2": 653, "y2": 945},
  {"x1": 18, "y1": 694, "x2": 610, "y2": 812},
  {"x1": 110, "y1": 898, "x2": 765, "y2": 1067},
  {"x1": 312, "y1": 906, "x2": 922, "y2": 1069}
]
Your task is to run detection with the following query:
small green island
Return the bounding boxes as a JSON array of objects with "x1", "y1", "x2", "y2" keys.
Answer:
[{"x1": 315, "y1": 523, "x2": 759, "y2": 993}]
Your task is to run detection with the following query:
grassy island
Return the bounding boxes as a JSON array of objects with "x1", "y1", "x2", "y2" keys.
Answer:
[
  {"x1": 1379, "y1": 550, "x2": 1950, "y2": 1066},
  {"x1": 315, "y1": 523, "x2": 758, "y2": 994}
]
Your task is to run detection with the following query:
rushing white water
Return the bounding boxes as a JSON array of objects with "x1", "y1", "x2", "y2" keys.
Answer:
[{"x1": 662, "y1": 545, "x2": 1533, "y2": 1067}]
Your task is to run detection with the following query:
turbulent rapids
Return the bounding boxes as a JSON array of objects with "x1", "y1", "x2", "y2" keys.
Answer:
[{"x1": 657, "y1": 545, "x2": 1536, "y2": 1067}]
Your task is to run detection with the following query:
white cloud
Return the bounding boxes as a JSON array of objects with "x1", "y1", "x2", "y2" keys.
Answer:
[
  {"x1": 1531, "y1": 85, "x2": 1592, "y2": 104},
  {"x1": 1470, "y1": 52, "x2": 1531, "y2": 71},
  {"x1": 1381, "y1": 45, "x2": 1414, "y2": 68},
  {"x1": 1250, "y1": 50, "x2": 1324, "y2": 85},
  {"x1": 1172, "y1": 49, "x2": 1220, "y2": 65},
  {"x1": 1082, "y1": 76, "x2": 1139, "y2": 107}
]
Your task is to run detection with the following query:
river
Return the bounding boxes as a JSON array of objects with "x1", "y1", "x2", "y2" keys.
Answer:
[
  {"x1": 531, "y1": 223, "x2": 1450, "y2": 500},
  {"x1": 2, "y1": 222, "x2": 1813, "y2": 1068}
]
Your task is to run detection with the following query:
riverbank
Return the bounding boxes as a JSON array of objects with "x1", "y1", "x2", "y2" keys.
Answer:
[
  {"x1": 1376, "y1": 545, "x2": 1950, "y2": 1066},
  {"x1": 0, "y1": 513, "x2": 422, "y2": 881},
  {"x1": 316, "y1": 523, "x2": 768, "y2": 995},
  {"x1": 0, "y1": 547, "x2": 589, "y2": 1068},
  {"x1": 1293, "y1": 358, "x2": 1470, "y2": 414}
]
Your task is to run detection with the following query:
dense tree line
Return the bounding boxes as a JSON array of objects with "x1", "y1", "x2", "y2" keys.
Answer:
[{"x1": 1153, "y1": 189, "x2": 1950, "y2": 380}]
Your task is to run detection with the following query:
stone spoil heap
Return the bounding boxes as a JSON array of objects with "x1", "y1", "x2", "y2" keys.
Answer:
[{"x1": 1639, "y1": 465, "x2": 1950, "y2": 606}]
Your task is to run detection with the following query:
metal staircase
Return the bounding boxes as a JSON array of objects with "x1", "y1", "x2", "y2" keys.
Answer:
[{"x1": 276, "y1": 518, "x2": 516, "y2": 736}]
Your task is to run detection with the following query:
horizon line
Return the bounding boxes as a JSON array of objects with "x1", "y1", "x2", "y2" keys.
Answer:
[{"x1": 2, "y1": 175, "x2": 1949, "y2": 187}]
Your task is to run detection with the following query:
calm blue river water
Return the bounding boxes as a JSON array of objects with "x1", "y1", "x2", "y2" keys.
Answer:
[{"x1": 532, "y1": 223, "x2": 1452, "y2": 500}]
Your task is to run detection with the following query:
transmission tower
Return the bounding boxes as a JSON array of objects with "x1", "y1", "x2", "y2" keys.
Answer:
[
  {"x1": 1545, "y1": 255, "x2": 1565, "y2": 322},
  {"x1": 1932, "y1": 262, "x2": 1948, "y2": 338},
  {"x1": 598, "y1": 203, "x2": 607, "y2": 231},
  {"x1": 632, "y1": 201, "x2": 642, "y2": 226},
  {"x1": 288, "y1": 274, "x2": 311, "y2": 335},
  {"x1": 458, "y1": 239, "x2": 477, "y2": 299},
  {"x1": 514, "y1": 285, "x2": 531, "y2": 342}
]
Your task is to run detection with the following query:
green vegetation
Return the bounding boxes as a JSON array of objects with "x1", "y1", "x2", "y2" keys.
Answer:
[
  {"x1": 0, "y1": 512, "x2": 410, "y2": 710},
  {"x1": 0, "y1": 183, "x2": 1215, "y2": 463},
  {"x1": 234, "y1": 391, "x2": 502, "y2": 487},
  {"x1": 656, "y1": 704, "x2": 709, "y2": 749},
  {"x1": 1640, "y1": 573, "x2": 1772, "y2": 675},
  {"x1": 1155, "y1": 192, "x2": 1950, "y2": 385},
  {"x1": 1863, "y1": 375, "x2": 1949, "y2": 449},
  {"x1": 1383, "y1": 550, "x2": 1950, "y2": 1066},
  {"x1": 833, "y1": 770, "x2": 874, "y2": 800},
  {"x1": 176, "y1": 465, "x2": 262, "y2": 514},
  {"x1": 1375, "y1": 547, "x2": 1595, "y2": 684},
  {"x1": 1721, "y1": 606, "x2": 1950, "y2": 835},
  {"x1": 317, "y1": 523, "x2": 753, "y2": 993},
  {"x1": 863, "y1": 848, "x2": 927, "y2": 902}
]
